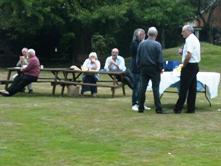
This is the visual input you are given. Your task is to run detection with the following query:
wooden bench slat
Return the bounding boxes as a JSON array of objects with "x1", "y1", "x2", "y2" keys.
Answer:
[
  {"x1": 50, "y1": 80, "x2": 125, "y2": 97},
  {"x1": 51, "y1": 80, "x2": 122, "y2": 88}
]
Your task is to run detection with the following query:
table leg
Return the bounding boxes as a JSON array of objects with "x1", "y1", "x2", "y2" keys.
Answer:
[{"x1": 5, "y1": 71, "x2": 12, "y2": 90}]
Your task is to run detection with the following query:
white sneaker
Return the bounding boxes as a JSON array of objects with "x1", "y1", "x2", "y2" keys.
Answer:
[
  {"x1": 144, "y1": 106, "x2": 151, "y2": 110},
  {"x1": 0, "y1": 90, "x2": 9, "y2": 96},
  {"x1": 132, "y1": 104, "x2": 139, "y2": 111}
]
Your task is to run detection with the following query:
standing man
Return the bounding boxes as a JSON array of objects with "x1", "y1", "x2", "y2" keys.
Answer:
[
  {"x1": 130, "y1": 28, "x2": 150, "y2": 111},
  {"x1": 0, "y1": 49, "x2": 40, "y2": 96},
  {"x1": 137, "y1": 27, "x2": 164, "y2": 113},
  {"x1": 174, "y1": 25, "x2": 200, "y2": 113}
]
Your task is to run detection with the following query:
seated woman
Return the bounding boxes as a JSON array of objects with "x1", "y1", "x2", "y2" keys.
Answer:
[
  {"x1": 15, "y1": 47, "x2": 33, "y2": 93},
  {"x1": 81, "y1": 52, "x2": 100, "y2": 97}
]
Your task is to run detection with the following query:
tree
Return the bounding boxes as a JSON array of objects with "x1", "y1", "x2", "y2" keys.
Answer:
[
  {"x1": 190, "y1": 0, "x2": 221, "y2": 42},
  {"x1": 0, "y1": 0, "x2": 196, "y2": 66}
]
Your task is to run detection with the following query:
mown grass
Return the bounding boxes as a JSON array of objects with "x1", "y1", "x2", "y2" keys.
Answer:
[{"x1": 0, "y1": 42, "x2": 221, "y2": 166}]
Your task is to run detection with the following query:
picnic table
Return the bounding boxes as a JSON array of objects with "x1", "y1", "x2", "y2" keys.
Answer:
[{"x1": 1, "y1": 67, "x2": 126, "y2": 97}]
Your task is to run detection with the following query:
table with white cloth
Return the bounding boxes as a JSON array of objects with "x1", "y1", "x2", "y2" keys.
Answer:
[{"x1": 147, "y1": 71, "x2": 220, "y2": 106}]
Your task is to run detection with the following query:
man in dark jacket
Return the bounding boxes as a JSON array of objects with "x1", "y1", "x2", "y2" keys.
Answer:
[{"x1": 136, "y1": 27, "x2": 165, "y2": 113}]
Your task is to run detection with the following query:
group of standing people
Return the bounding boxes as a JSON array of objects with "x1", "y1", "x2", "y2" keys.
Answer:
[{"x1": 130, "y1": 24, "x2": 200, "y2": 114}]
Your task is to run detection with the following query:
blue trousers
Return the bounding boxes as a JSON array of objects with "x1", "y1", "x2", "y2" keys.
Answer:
[{"x1": 81, "y1": 75, "x2": 98, "y2": 94}]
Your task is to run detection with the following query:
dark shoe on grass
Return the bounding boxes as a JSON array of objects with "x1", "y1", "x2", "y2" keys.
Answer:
[
  {"x1": 138, "y1": 109, "x2": 144, "y2": 113},
  {"x1": 156, "y1": 109, "x2": 168, "y2": 114},
  {"x1": 28, "y1": 89, "x2": 33, "y2": 94}
]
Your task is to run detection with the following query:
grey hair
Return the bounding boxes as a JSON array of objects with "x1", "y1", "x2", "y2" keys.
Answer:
[
  {"x1": 183, "y1": 25, "x2": 194, "y2": 33},
  {"x1": 148, "y1": 27, "x2": 158, "y2": 37},
  {"x1": 132, "y1": 28, "x2": 145, "y2": 41},
  {"x1": 28, "y1": 49, "x2": 36, "y2": 56}
]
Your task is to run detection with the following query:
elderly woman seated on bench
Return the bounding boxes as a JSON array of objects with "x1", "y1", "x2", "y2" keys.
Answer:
[{"x1": 80, "y1": 52, "x2": 101, "y2": 97}]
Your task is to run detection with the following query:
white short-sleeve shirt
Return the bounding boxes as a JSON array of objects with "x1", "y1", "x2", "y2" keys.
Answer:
[{"x1": 182, "y1": 33, "x2": 201, "y2": 63}]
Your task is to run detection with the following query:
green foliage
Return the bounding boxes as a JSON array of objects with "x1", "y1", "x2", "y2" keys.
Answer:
[
  {"x1": 0, "y1": 0, "x2": 196, "y2": 65},
  {"x1": 91, "y1": 33, "x2": 116, "y2": 58}
]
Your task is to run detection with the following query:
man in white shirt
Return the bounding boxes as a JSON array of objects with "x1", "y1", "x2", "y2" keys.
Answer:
[
  {"x1": 104, "y1": 48, "x2": 126, "y2": 72},
  {"x1": 174, "y1": 25, "x2": 201, "y2": 113},
  {"x1": 104, "y1": 48, "x2": 133, "y2": 89}
]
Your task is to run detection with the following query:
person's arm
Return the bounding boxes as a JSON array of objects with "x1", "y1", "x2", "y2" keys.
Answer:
[
  {"x1": 82, "y1": 59, "x2": 89, "y2": 68},
  {"x1": 89, "y1": 59, "x2": 100, "y2": 71},
  {"x1": 117, "y1": 57, "x2": 126, "y2": 71},
  {"x1": 94, "y1": 60, "x2": 101, "y2": 71},
  {"x1": 104, "y1": 58, "x2": 110, "y2": 71},
  {"x1": 21, "y1": 58, "x2": 36, "y2": 72},
  {"x1": 183, "y1": 51, "x2": 192, "y2": 67},
  {"x1": 183, "y1": 38, "x2": 192, "y2": 67},
  {"x1": 136, "y1": 44, "x2": 141, "y2": 69},
  {"x1": 157, "y1": 43, "x2": 164, "y2": 73}
]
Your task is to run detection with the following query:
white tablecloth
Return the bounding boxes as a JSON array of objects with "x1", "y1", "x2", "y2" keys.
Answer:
[{"x1": 147, "y1": 72, "x2": 220, "y2": 99}]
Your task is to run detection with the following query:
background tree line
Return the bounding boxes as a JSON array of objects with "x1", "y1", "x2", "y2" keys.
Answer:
[{"x1": 0, "y1": 0, "x2": 219, "y2": 67}]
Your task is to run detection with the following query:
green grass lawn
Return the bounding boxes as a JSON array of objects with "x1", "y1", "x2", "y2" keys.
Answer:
[{"x1": 0, "y1": 42, "x2": 221, "y2": 166}]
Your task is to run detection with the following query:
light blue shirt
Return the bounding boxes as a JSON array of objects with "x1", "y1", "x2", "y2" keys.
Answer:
[{"x1": 104, "y1": 55, "x2": 126, "y2": 72}]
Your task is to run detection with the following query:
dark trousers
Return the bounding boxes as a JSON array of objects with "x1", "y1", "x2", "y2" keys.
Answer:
[
  {"x1": 132, "y1": 73, "x2": 140, "y2": 105},
  {"x1": 7, "y1": 74, "x2": 37, "y2": 96},
  {"x1": 174, "y1": 63, "x2": 199, "y2": 113},
  {"x1": 138, "y1": 66, "x2": 162, "y2": 111},
  {"x1": 81, "y1": 75, "x2": 98, "y2": 94},
  {"x1": 116, "y1": 70, "x2": 133, "y2": 90}
]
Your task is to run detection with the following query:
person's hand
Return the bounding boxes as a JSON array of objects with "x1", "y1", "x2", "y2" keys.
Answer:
[
  {"x1": 20, "y1": 56, "x2": 25, "y2": 62},
  {"x1": 111, "y1": 60, "x2": 117, "y2": 66},
  {"x1": 178, "y1": 48, "x2": 183, "y2": 55},
  {"x1": 91, "y1": 58, "x2": 96, "y2": 63},
  {"x1": 161, "y1": 69, "x2": 164, "y2": 74}
]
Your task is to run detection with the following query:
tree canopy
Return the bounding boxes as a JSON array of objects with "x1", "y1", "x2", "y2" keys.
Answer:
[{"x1": 0, "y1": 0, "x2": 196, "y2": 66}]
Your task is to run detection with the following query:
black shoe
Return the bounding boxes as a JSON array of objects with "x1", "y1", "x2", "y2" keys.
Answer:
[
  {"x1": 186, "y1": 111, "x2": 195, "y2": 113},
  {"x1": 173, "y1": 109, "x2": 182, "y2": 114},
  {"x1": 138, "y1": 109, "x2": 144, "y2": 113},
  {"x1": 28, "y1": 89, "x2": 33, "y2": 94},
  {"x1": 156, "y1": 109, "x2": 167, "y2": 114},
  {"x1": 20, "y1": 88, "x2": 26, "y2": 92}
]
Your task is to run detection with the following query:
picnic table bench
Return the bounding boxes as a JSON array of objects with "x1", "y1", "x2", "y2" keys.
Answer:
[{"x1": 2, "y1": 67, "x2": 126, "y2": 97}]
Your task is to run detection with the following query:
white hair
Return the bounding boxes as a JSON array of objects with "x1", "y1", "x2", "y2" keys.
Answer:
[
  {"x1": 89, "y1": 52, "x2": 97, "y2": 59},
  {"x1": 148, "y1": 27, "x2": 158, "y2": 37},
  {"x1": 28, "y1": 49, "x2": 36, "y2": 56},
  {"x1": 183, "y1": 24, "x2": 194, "y2": 33}
]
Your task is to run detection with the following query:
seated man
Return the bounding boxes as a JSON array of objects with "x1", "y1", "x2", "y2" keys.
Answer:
[
  {"x1": 0, "y1": 49, "x2": 40, "y2": 96},
  {"x1": 104, "y1": 48, "x2": 133, "y2": 89}
]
